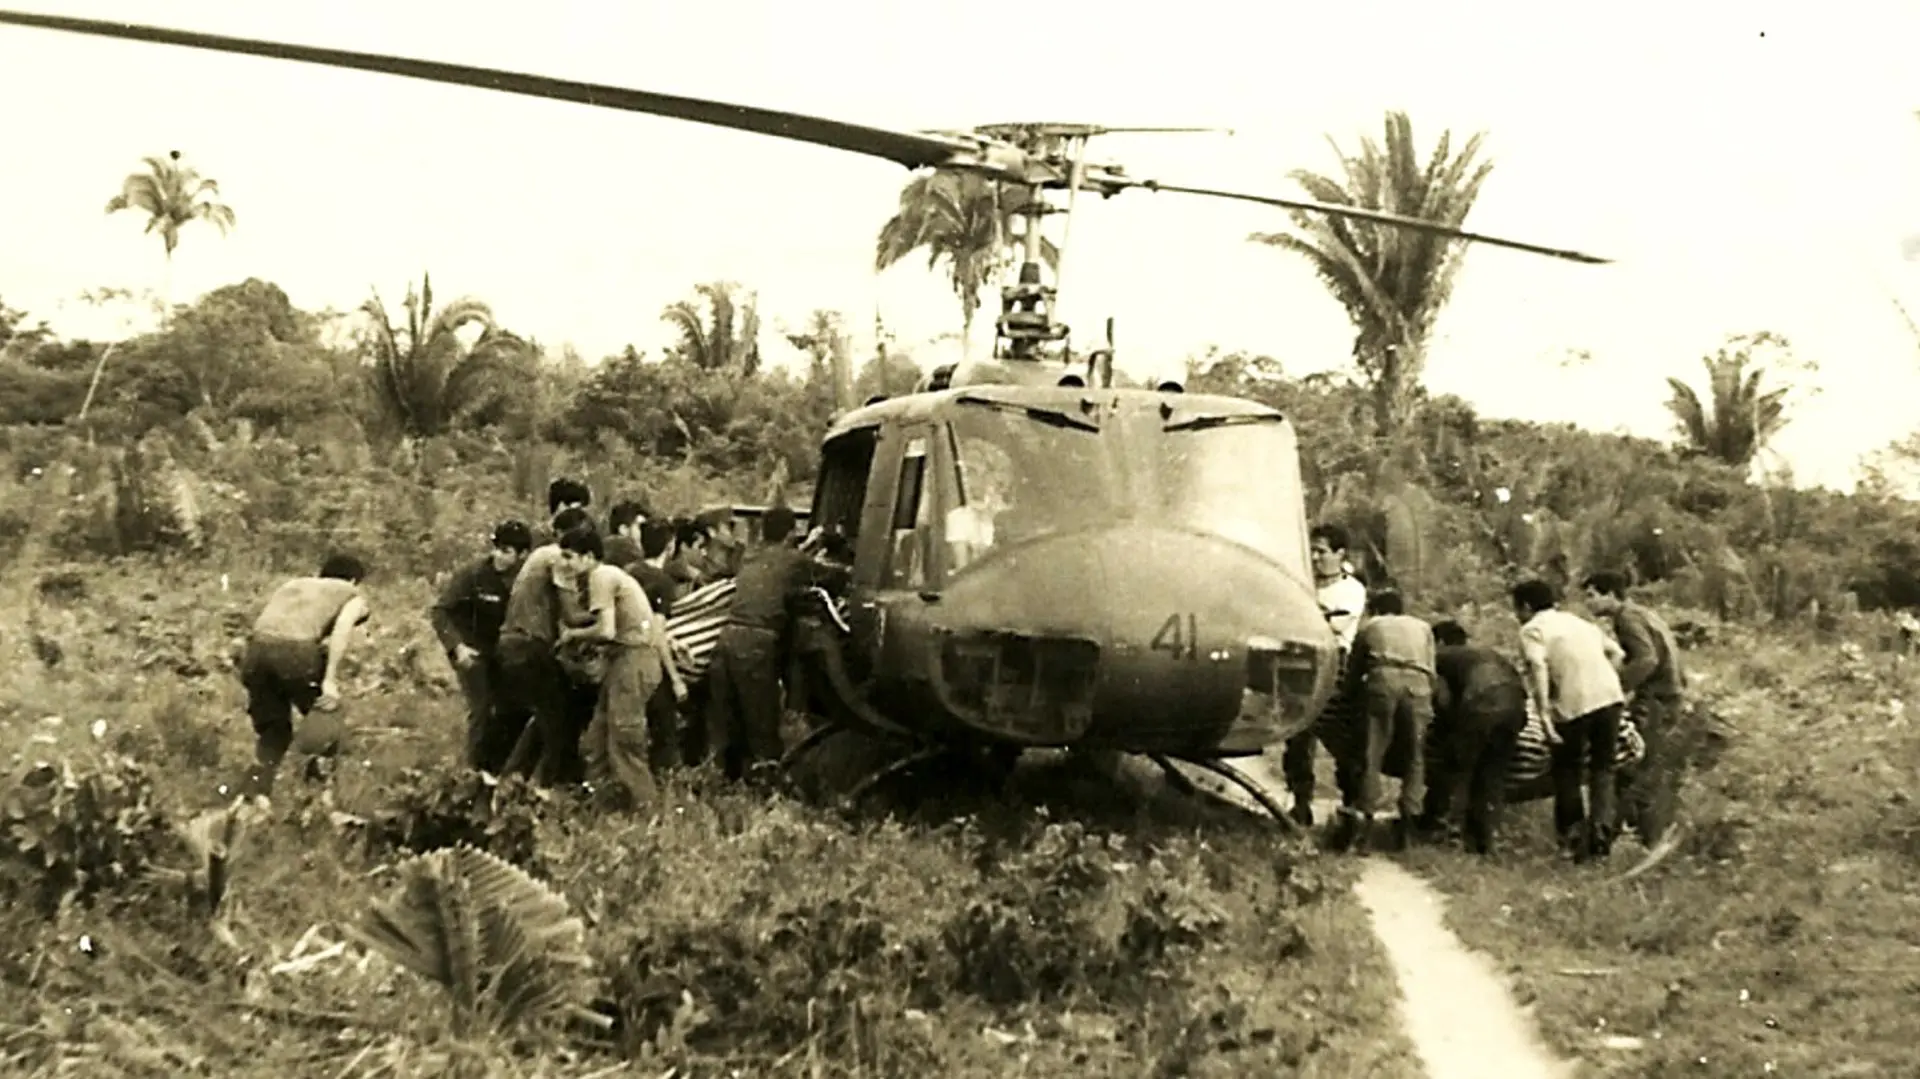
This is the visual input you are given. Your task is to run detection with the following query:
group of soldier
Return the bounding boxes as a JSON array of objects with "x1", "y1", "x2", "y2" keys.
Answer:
[
  {"x1": 237, "y1": 477, "x2": 835, "y2": 809},
  {"x1": 235, "y1": 482, "x2": 1688, "y2": 860},
  {"x1": 1289, "y1": 524, "x2": 1688, "y2": 861}
]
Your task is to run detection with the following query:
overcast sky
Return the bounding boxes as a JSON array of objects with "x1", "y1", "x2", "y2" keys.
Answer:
[{"x1": 3, "y1": 1, "x2": 1918, "y2": 490}]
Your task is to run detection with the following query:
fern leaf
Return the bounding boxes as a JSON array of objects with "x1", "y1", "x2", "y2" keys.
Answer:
[{"x1": 348, "y1": 844, "x2": 593, "y2": 1037}]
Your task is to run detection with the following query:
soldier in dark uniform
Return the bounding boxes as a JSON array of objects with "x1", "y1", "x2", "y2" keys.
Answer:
[
  {"x1": 1416, "y1": 620, "x2": 1531, "y2": 855},
  {"x1": 496, "y1": 505, "x2": 598, "y2": 785},
  {"x1": 703, "y1": 506, "x2": 815, "y2": 782},
  {"x1": 430, "y1": 519, "x2": 534, "y2": 772}
]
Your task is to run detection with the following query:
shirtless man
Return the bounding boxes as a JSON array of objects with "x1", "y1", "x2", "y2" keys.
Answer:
[{"x1": 239, "y1": 553, "x2": 371, "y2": 799}]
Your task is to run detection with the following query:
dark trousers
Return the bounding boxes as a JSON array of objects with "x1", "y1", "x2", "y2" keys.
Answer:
[
  {"x1": 1550, "y1": 701, "x2": 1625, "y2": 859},
  {"x1": 646, "y1": 674, "x2": 683, "y2": 772},
  {"x1": 456, "y1": 651, "x2": 521, "y2": 774},
  {"x1": 1282, "y1": 730, "x2": 1318, "y2": 818},
  {"x1": 1285, "y1": 648, "x2": 1350, "y2": 820},
  {"x1": 1421, "y1": 684, "x2": 1528, "y2": 854},
  {"x1": 239, "y1": 636, "x2": 325, "y2": 796},
  {"x1": 1336, "y1": 668, "x2": 1433, "y2": 821},
  {"x1": 496, "y1": 635, "x2": 595, "y2": 786},
  {"x1": 705, "y1": 625, "x2": 786, "y2": 781},
  {"x1": 1617, "y1": 693, "x2": 1682, "y2": 844}
]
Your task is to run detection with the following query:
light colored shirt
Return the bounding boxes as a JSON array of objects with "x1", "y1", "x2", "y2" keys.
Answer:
[
  {"x1": 586, "y1": 563, "x2": 655, "y2": 647},
  {"x1": 1317, "y1": 573, "x2": 1368, "y2": 651},
  {"x1": 1520, "y1": 608, "x2": 1626, "y2": 723},
  {"x1": 253, "y1": 577, "x2": 364, "y2": 642},
  {"x1": 1353, "y1": 613, "x2": 1436, "y2": 677},
  {"x1": 500, "y1": 544, "x2": 567, "y2": 642}
]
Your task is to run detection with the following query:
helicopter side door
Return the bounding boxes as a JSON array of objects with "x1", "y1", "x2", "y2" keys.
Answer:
[
  {"x1": 814, "y1": 422, "x2": 887, "y2": 679},
  {"x1": 849, "y1": 422, "x2": 953, "y2": 706}
]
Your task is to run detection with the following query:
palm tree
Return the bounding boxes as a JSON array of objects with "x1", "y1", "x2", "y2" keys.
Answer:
[
  {"x1": 661, "y1": 281, "x2": 762, "y2": 376},
  {"x1": 874, "y1": 170, "x2": 1061, "y2": 359},
  {"x1": 1664, "y1": 332, "x2": 1793, "y2": 469},
  {"x1": 358, "y1": 274, "x2": 530, "y2": 438},
  {"x1": 784, "y1": 308, "x2": 855, "y2": 410},
  {"x1": 104, "y1": 150, "x2": 237, "y2": 312},
  {"x1": 1250, "y1": 112, "x2": 1492, "y2": 436}
]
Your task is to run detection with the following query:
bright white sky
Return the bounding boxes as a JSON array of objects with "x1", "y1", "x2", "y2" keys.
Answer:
[{"x1": 3, "y1": 1, "x2": 1919, "y2": 490}]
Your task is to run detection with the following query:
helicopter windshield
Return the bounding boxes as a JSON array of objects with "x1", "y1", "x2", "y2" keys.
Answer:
[
  {"x1": 1133, "y1": 411, "x2": 1311, "y2": 569},
  {"x1": 946, "y1": 401, "x2": 1110, "y2": 568}
]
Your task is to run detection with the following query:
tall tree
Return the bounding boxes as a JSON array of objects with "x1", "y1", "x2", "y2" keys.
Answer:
[
  {"x1": 874, "y1": 170, "x2": 1061, "y2": 359},
  {"x1": 1250, "y1": 112, "x2": 1492, "y2": 436},
  {"x1": 784, "y1": 308, "x2": 855, "y2": 410},
  {"x1": 1664, "y1": 331, "x2": 1793, "y2": 469},
  {"x1": 358, "y1": 274, "x2": 530, "y2": 438},
  {"x1": 104, "y1": 150, "x2": 237, "y2": 310},
  {"x1": 661, "y1": 281, "x2": 762, "y2": 376}
]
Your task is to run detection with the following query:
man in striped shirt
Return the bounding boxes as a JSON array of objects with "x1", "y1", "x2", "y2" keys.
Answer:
[
  {"x1": 1514, "y1": 578, "x2": 1627, "y2": 863},
  {"x1": 1583, "y1": 571, "x2": 1688, "y2": 847}
]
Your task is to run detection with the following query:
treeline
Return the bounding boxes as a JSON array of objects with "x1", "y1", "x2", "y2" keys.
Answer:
[{"x1": 2, "y1": 279, "x2": 1918, "y2": 624}]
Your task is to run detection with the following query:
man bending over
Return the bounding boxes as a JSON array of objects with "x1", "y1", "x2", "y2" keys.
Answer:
[{"x1": 239, "y1": 553, "x2": 371, "y2": 800}]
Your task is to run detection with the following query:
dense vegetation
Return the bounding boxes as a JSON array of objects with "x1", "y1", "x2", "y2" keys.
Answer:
[{"x1": 4, "y1": 272, "x2": 1918, "y2": 626}]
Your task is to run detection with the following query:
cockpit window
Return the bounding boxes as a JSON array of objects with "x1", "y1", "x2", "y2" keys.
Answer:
[
  {"x1": 946, "y1": 403, "x2": 1111, "y2": 571},
  {"x1": 1141, "y1": 414, "x2": 1309, "y2": 570}
]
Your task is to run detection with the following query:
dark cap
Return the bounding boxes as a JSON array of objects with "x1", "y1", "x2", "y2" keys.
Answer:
[{"x1": 491, "y1": 518, "x2": 534, "y2": 552}]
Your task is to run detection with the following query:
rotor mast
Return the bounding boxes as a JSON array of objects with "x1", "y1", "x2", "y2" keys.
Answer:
[{"x1": 977, "y1": 125, "x2": 1229, "y2": 382}]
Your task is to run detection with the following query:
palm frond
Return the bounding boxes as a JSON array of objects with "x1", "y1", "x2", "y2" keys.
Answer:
[{"x1": 345, "y1": 844, "x2": 598, "y2": 1038}]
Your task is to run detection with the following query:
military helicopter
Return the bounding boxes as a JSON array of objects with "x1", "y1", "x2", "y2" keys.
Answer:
[{"x1": 0, "y1": 10, "x2": 1610, "y2": 826}]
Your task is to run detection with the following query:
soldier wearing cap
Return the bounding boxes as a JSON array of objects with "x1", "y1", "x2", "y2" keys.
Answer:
[{"x1": 431, "y1": 519, "x2": 535, "y2": 772}]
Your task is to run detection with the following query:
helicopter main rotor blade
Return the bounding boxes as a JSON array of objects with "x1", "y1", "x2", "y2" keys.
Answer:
[
  {"x1": 0, "y1": 10, "x2": 981, "y2": 171},
  {"x1": 1123, "y1": 179, "x2": 1612, "y2": 265}
]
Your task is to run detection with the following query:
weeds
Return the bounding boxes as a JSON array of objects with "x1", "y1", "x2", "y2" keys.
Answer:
[
  {"x1": 1405, "y1": 625, "x2": 1920, "y2": 1076},
  {"x1": 0, "y1": 563, "x2": 1421, "y2": 1077}
]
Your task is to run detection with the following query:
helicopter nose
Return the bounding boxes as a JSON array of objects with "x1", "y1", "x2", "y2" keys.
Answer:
[
  {"x1": 927, "y1": 524, "x2": 1335, "y2": 753},
  {"x1": 1089, "y1": 525, "x2": 1337, "y2": 751}
]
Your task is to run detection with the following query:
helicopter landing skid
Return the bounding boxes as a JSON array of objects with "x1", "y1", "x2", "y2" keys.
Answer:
[
  {"x1": 844, "y1": 744, "x2": 953, "y2": 805},
  {"x1": 1155, "y1": 754, "x2": 1302, "y2": 833}
]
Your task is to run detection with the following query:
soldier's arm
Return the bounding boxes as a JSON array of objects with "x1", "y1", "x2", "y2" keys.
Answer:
[
  {"x1": 1343, "y1": 631, "x2": 1374, "y2": 696},
  {"x1": 1614, "y1": 610, "x2": 1658, "y2": 695},
  {"x1": 429, "y1": 563, "x2": 480, "y2": 655},
  {"x1": 1518, "y1": 622, "x2": 1557, "y2": 738},
  {"x1": 552, "y1": 564, "x2": 590, "y2": 627},
  {"x1": 561, "y1": 568, "x2": 618, "y2": 643},
  {"x1": 1431, "y1": 668, "x2": 1454, "y2": 715},
  {"x1": 320, "y1": 594, "x2": 369, "y2": 699}
]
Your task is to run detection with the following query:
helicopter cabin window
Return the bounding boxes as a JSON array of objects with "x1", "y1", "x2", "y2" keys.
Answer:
[
  {"x1": 812, "y1": 426, "x2": 878, "y2": 542},
  {"x1": 946, "y1": 401, "x2": 1112, "y2": 573},
  {"x1": 886, "y1": 435, "x2": 937, "y2": 589}
]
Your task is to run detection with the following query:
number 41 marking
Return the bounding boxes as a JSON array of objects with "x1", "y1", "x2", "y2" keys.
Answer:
[{"x1": 1151, "y1": 613, "x2": 1198, "y2": 660}]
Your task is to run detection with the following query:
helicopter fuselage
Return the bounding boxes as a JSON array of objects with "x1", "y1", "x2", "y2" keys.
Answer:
[{"x1": 809, "y1": 382, "x2": 1339, "y2": 759}]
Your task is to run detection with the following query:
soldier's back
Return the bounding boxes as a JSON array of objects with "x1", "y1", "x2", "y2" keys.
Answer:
[{"x1": 254, "y1": 577, "x2": 361, "y2": 643}]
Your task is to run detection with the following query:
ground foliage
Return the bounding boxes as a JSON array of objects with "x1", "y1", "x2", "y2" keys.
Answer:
[
  {"x1": 0, "y1": 563, "x2": 1420, "y2": 1077},
  {"x1": 1399, "y1": 618, "x2": 1920, "y2": 1076}
]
